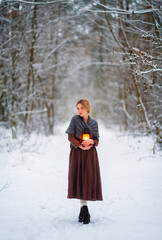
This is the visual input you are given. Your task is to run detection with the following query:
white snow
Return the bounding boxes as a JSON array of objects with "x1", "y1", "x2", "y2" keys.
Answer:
[{"x1": 0, "y1": 125, "x2": 162, "y2": 240}]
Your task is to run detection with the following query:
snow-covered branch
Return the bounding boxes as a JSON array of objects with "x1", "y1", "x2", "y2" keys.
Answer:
[
  {"x1": 0, "y1": 183, "x2": 10, "y2": 192},
  {"x1": 120, "y1": 100, "x2": 133, "y2": 121},
  {"x1": 137, "y1": 69, "x2": 162, "y2": 76},
  {"x1": 86, "y1": 7, "x2": 159, "y2": 15},
  {"x1": 42, "y1": 37, "x2": 70, "y2": 63},
  {"x1": 0, "y1": 35, "x2": 16, "y2": 48},
  {"x1": 5, "y1": 0, "x2": 65, "y2": 5},
  {"x1": 15, "y1": 109, "x2": 48, "y2": 115}
]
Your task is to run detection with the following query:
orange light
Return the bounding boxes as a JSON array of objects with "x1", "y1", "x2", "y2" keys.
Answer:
[{"x1": 82, "y1": 134, "x2": 90, "y2": 140}]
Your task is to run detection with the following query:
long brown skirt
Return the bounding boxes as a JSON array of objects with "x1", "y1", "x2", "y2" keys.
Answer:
[{"x1": 67, "y1": 146, "x2": 103, "y2": 201}]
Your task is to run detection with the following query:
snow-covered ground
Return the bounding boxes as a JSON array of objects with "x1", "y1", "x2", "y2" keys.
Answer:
[{"x1": 0, "y1": 125, "x2": 162, "y2": 240}]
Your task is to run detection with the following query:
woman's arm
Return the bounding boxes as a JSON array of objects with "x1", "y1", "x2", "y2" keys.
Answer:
[
  {"x1": 68, "y1": 134, "x2": 81, "y2": 149},
  {"x1": 93, "y1": 137, "x2": 99, "y2": 147}
]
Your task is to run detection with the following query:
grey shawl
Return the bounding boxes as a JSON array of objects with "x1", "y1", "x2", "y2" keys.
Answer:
[{"x1": 65, "y1": 115, "x2": 99, "y2": 140}]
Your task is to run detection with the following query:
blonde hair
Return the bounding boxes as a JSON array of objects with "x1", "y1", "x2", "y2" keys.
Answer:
[{"x1": 76, "y1": 99, "x2": 91, "y2": 113}]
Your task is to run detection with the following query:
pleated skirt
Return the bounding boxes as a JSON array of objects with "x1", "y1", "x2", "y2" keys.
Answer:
[{"x1": 67, "y1": 146, "x2": 103, "y2": 201}]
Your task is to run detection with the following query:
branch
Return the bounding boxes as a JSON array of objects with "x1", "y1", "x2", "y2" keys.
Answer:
[
  {"x1": 42, "y1": 37, "x2": 70, "y2": 63},
  {"x1": 132, "y1": 47, "x2": 156, "y2": 60},
  {"x1": 0, "y1": 35, "x2": 16, "y2": 49},
  {"x1": 86, "y1": 1, "x2": 159, "y2": 15},
  {"x1": 15, "y1": 109, "x2": 48, "y2": 115},
  {"x1": 4, "y1": 0, "x2": 65, "y2": 5},
  {"x1": 0, "y1": 183, "x2": 10, "y2": 192},
  {"x1": 137, "y1": 69, "x2": 162, "y2": 76},
  {"x1": 120, "y1": 100, "x2": 133, "y2": 121},
  {"x1": 85, "y1": 61, "x2": 136, "y2": 67},
  {"x1": 139, "y1": 96, "x2": 151, "y2": 130}
]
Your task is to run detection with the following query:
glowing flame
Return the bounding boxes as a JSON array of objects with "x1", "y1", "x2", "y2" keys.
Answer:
[{"x1": 82, "y1": 134, "x2": 90, "y2": 140}]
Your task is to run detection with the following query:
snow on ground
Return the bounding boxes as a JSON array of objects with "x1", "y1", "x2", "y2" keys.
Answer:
[{"x1": 0, "y1": 125, "x2": 162, "y2": 240}]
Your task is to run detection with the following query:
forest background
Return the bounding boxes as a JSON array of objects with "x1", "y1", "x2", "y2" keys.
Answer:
[{"x1": 0, "y1": 0, "x2": 161, "y2": 149}]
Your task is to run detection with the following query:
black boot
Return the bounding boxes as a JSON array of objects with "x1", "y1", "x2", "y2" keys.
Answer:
[
  {"x1": 78, "y1": 207, "x2": 84, "y2": 222},
  {"x1": 82, "y1": 206, "x2": 90, "y2": 224}
]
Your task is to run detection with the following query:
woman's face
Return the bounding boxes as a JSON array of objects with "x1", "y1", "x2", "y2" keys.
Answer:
[{"x1": 77, "y1": 104, "x2": 88, "y2": 118}]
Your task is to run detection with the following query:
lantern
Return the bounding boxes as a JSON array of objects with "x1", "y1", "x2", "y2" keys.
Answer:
[{"x1": 82, "y1": 134, "x2": 90, "y2": 141}]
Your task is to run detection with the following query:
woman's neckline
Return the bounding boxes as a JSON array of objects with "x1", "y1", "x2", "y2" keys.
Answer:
[{"x1": 80, "y1": 115, "x2": 90, "y2": 123}]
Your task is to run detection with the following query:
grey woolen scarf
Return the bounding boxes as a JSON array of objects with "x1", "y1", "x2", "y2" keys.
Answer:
[{"x1": 65, "y1": 115, "x2": 99, "y2": 140}]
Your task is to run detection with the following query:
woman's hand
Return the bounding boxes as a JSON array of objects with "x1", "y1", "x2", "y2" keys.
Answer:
[
  {"x1": 82, "y1": 139, "x2": 94, "y2": 147},
  {"x1": 79, "y1": 145, "x2": 92, "y2": 150}
]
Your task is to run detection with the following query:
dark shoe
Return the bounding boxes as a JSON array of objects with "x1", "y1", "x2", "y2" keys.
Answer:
[
  {"x1": 82, "y1": 206, "x2": 90, "y2": 224},
  {"x1": 78, "y1": 207, "x2": 84, "y2": 222}
]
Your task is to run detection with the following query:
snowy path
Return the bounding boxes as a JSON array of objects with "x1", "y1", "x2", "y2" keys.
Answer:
[{"x1": 0, "y1": 126, "x2": 162, "y2": 240}]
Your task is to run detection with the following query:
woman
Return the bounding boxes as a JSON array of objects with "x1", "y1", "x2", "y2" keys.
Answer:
[{"x1": 66, "y1": 99, "x2": 103, "y2": 224}]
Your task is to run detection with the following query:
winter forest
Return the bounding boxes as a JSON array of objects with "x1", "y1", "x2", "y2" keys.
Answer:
[
  {"x1": 0, "y1": 1, "x2": 162, "y2": 240},
  {"x1": 0, "y1": 0, "x2": 161, "y2": 140}
]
